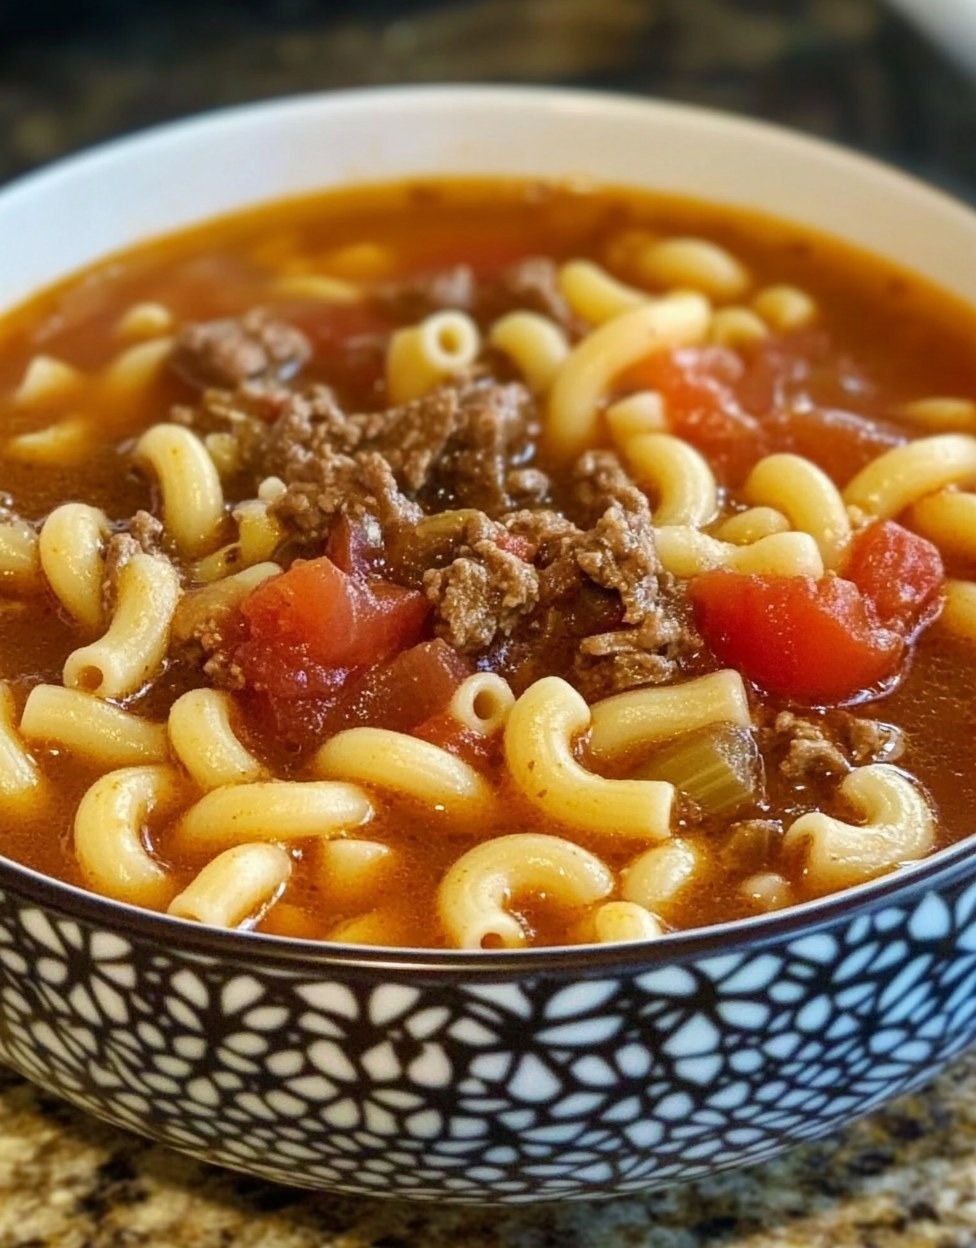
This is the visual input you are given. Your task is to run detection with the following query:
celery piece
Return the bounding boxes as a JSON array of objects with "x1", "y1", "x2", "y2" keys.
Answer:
[{"x1": 634, "y1": 722, "x2": 763, "y2": 817}]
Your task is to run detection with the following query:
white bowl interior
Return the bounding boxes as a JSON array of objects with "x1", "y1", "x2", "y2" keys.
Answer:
[{"x1": 1, "y1": 87, "x2": 975, "y2": 314}]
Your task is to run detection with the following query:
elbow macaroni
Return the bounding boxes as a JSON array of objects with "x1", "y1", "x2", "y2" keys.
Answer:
[
  {"x1": 843, "y1": 434, "x2": 976, "y2": 518},
  {"x1": 313, "y1": 728, "x2": 495, "y2": 819},
  {"x1": 621, "y1": 432, "x2": 718, "y2": 527},
  {"x1": 488, "y1": 312, "x2": 569, "y2": 393},
  {"x1": 135, "y1": 423, "x2": 226, "y2": 558},
  {"x1": 547, "y1": 294, "x2": 711, "y2": 459},
  {"x1": 21, "y1": 684, "x2": 168, "y2": 767},
  {"x1": 588, "y1": 670, "x2": 750, "y2": 763},
  {"x1": 653, "y1": 526, "x2": 825, "y2": 579},
  {"x1": 168, "y1": 842, "x2": 291, "y2": 928},
  {"x1": 63, "y1": 552, "x2": 181, "y2": 699},
  {"x1": 744, "y1": 453, "x2": 851, "y2": 569},
  {"x1": 557, "y1": 260, "x2": 646, "y2": 324},
  {"x1": 504, "y1": 676, "x2": 674, "y2": 841},
  {"x1": 0, "y1": 517, "x2": 40, "y2": 586},
  {"x1": 74, "y1": 764, "x2": 183, "y2": 907},
  {"x1": 167, "y1": 689, "x2": 265, "y2": 790},
  {"x1": 176, "y1": 780, "x2": 373, "y2": 853},
  {"x1": 438, "y1": 833, "x2": 614, "y2": 949},
  {"x1": 783, "y1": 764, "x2": 936, "y2": 892},
  {"x1": 386, "y1": 310, "x2": 480, "y2": 405},
  {"x1": 38, "y1": 503, "x2": 109, "y2": 633},
  {"x1": 0, "y1": 684, "x2": 45, "y2": 811}
]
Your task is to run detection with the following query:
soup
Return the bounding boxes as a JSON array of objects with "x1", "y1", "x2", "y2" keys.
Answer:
[{"x1": 1, "y1": 178, "x2": 975, "y2": 949}]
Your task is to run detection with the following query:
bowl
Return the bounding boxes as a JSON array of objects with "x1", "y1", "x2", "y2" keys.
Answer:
[{"x1": 2, "y1": 86, "x2": 976, "y2": 1204}]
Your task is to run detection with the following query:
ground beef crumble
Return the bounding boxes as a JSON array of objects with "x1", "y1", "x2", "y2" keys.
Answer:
[
  {"x1": 375, "y1": 264, "x2": 476, "y2": 322},
  {"x1": 574, "y1": 605, "x2": 697, "y2": 702},
  {"x1": 424, "y1": 540, "x2": 540, "y2": 653},
  {"x1": 570, "y1": 449, "x2": 651, "y2": 528},
  {"x1": 480, "y1": 256, "x2": 577, "y2": 330},
  {"x1": 169, "y1": 310, "x2": 311, "y2": 391},
  {"x1": 574, "y1": 499, "x2": 662, "y2": 625},
  {"x1": 265, "y1": 379, "x2": 546, "y2": 544},
  {"x1": 172, "y1": 342, "x2": 704, "y2": 696},
  {"x1": 101, "y1": 513, "x2": 170, "y2": 615},
  {"x1": 766, "y1": 710, "x2": 905, "y2": 783},
  {"x1": 377, "y1": 255, "x2": 577, "y2": 334}
]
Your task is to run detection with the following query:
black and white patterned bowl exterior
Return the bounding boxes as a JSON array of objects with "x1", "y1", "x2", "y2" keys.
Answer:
[
  {"x1": 3, "y1": 840, "x2": 976, "y2": 1203},
  {"x1": 3, "y1": 88, "x2": 976, "y2": 1202}
]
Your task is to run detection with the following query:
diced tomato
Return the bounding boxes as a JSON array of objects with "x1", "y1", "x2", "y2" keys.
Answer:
[
  {"x1": 240, "y1": 666, "x2": 355, "y2": 748},
  {"x1": 845, "y1": 520, "x2": 944, "y2": 635},
  {"x1": 689, "y1": 570, "x2": 904, "y2": 704},
  {"x1": 412, "y1": 710, "x2": 498, "y2": 768},
  {"x1": 625, "y1": 347, "x2": 767, "y2": 483},
  {"x1": 240, "y1": 556, "x2": 428, "y2": 670},
  {"x1": 734, "y1": 328, "x2": 831, "y2": 414},
  {"x1": 781, "y1": 405, "x2": 905, "y2": 482},
  {"x1": 233, "y1": 556, "x2": 431, "y2": 747},
  {"x1": 325, "y1": 514, "x2": 382, "y2": 578},
  {"x1": 322, "y1": 639, "x2": 472, "y2": 735}
]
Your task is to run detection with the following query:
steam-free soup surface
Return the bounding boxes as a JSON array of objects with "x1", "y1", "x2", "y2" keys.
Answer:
[{"x1": 1, "y1": 178, "x2": 975, "y2": 948}]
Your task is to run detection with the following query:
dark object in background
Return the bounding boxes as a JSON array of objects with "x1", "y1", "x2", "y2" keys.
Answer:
[{"x1": 0, "y1": 0, "x2": 974, "y2": 200}]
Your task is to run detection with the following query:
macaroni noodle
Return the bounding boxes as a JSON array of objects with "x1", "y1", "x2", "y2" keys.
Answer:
[
  {"x1": 783, "y1": 764, "x2": 936, "y2": 891},
  {"x1": 63, "y1": 552, "x2": 181, "y2": 700},
  {"x1": 74, "y1": 764, "x2": 183, "y2": 907},
  {"x1": 21, "y1": 684, "x2": 168, "y2": 767},
  {"x1": 504, "y1": 676, "x2": 674, "y2": 841},
  {"x1": 438, "y1": 833, "x2": 614, "y2": 949},
  {"x1": 38, "y1": 502, "x2": 109, "y2": 633},
  {"x1": 313, "y1": 727, "x2": 494, "y2": 818},
  {"x1": 167, "y1": 688, "x2": 266, "y2": 789},
  {"x1": 588, "y1": 669, "x2": 750, "y2": 762},
  {"x1": 168, "y1": 842, "x2": 292, "y2": 928},
  {"x1": 547, "y1": 294, "x2": 711, "y2": 458},
  {"x1": 488, "y1": 312, "x2": 569, "y2": 393},
  {"x1": 135, "y1": 423, "x2": 226, "y2": 558}
]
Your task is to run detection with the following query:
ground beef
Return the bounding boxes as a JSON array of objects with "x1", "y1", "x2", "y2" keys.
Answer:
[
  {"x1": 574, "y1": 499, "x2": 661, "y2": 625},
  {"x1": 169, "y1": 310, "x2": 310, "y2": 391},
  {"x1": 574, "y1": 607, "x2": 696, "y2": 701},
  {"x1": 772, "y1": 713, "x2": 851, "y2": 781},
  {"x1": 101, "y1": 524, "x2": 172, "y2": 616},
  {"x1": 503, "y1": 509, "x2": 580, "y2": 562},
  {"x1": 479, "y1": 256, "x2": 576, "y2": 330},
  {"x1": 845, "y1": 716, "x2": 905, "y2": 765},
  {"x1": 264, "y1": 379, "x2": 546, "y2": 546},
  {"x1": 127, "y1": 510, "x2": 165, "y2": 554},
  {"x1": 375, "y1": 389, "x2": 465, "y2": 492},
  {"x1": 375, "y1": 264, "x2": 476, "y2": 321},
  {"x1": 261, "y1": 385, "x2": 355, "y2": 476},
  {"x1": 271, "y1": 450, "x2": 422, "y2": 541},
  {"x1": 424, "y1": 539, "x2": 540, "y2": 652},
  {"x1": 433, "y1": 381, "x2": 547, "y2": 514},
  {"x1": 769, "y1": 710, "x2": 905, "y2": 783},
  {"x1": 570, "y1": 449, "x2": 651, "y2": 528}
]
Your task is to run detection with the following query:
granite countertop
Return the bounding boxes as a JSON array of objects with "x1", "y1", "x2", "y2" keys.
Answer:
[
  {"x1": 2, "y1": 1, "x2": 976, "y2": 1243},
  {"x1": 2, "y1": 1054, "x2": 976, "y2": 1247}
]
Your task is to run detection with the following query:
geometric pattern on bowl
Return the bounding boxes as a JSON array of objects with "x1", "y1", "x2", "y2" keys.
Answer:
[{"x1": 1, "y1": 871, "x2": 975, "y2": 1202}]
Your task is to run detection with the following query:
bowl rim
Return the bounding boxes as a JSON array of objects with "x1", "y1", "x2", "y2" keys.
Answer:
[{"x1": 2, "y1": 82, "x2": 976, "y2": 976}]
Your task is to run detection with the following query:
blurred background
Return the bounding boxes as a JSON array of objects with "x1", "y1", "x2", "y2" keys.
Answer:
[{"x1": 0, "y1": 0, "x2": 975, "y2": 200}]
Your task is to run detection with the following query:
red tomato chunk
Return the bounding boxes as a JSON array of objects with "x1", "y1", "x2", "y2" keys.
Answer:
[
  {"x1": 240, "y1": 556, "x2": 428, "y2": 669},
  {"x1": 845, "y1": 520, "x2": 944, "y2": 635},
  {"x1": 234, "y1": 556, "x2": 430, "y2": 742},
  {"x1": 689, "y1": 570, "x2": 905, "y2": 704}
]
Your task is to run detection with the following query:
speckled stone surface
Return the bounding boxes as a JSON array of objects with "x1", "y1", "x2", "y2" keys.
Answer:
[
  {"x1": 2, "y1": 0, "x2": 976, "y2": 1242},
  {"x1": 2, "y1": 1055, "x2": 976, "y2": 1247}
]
